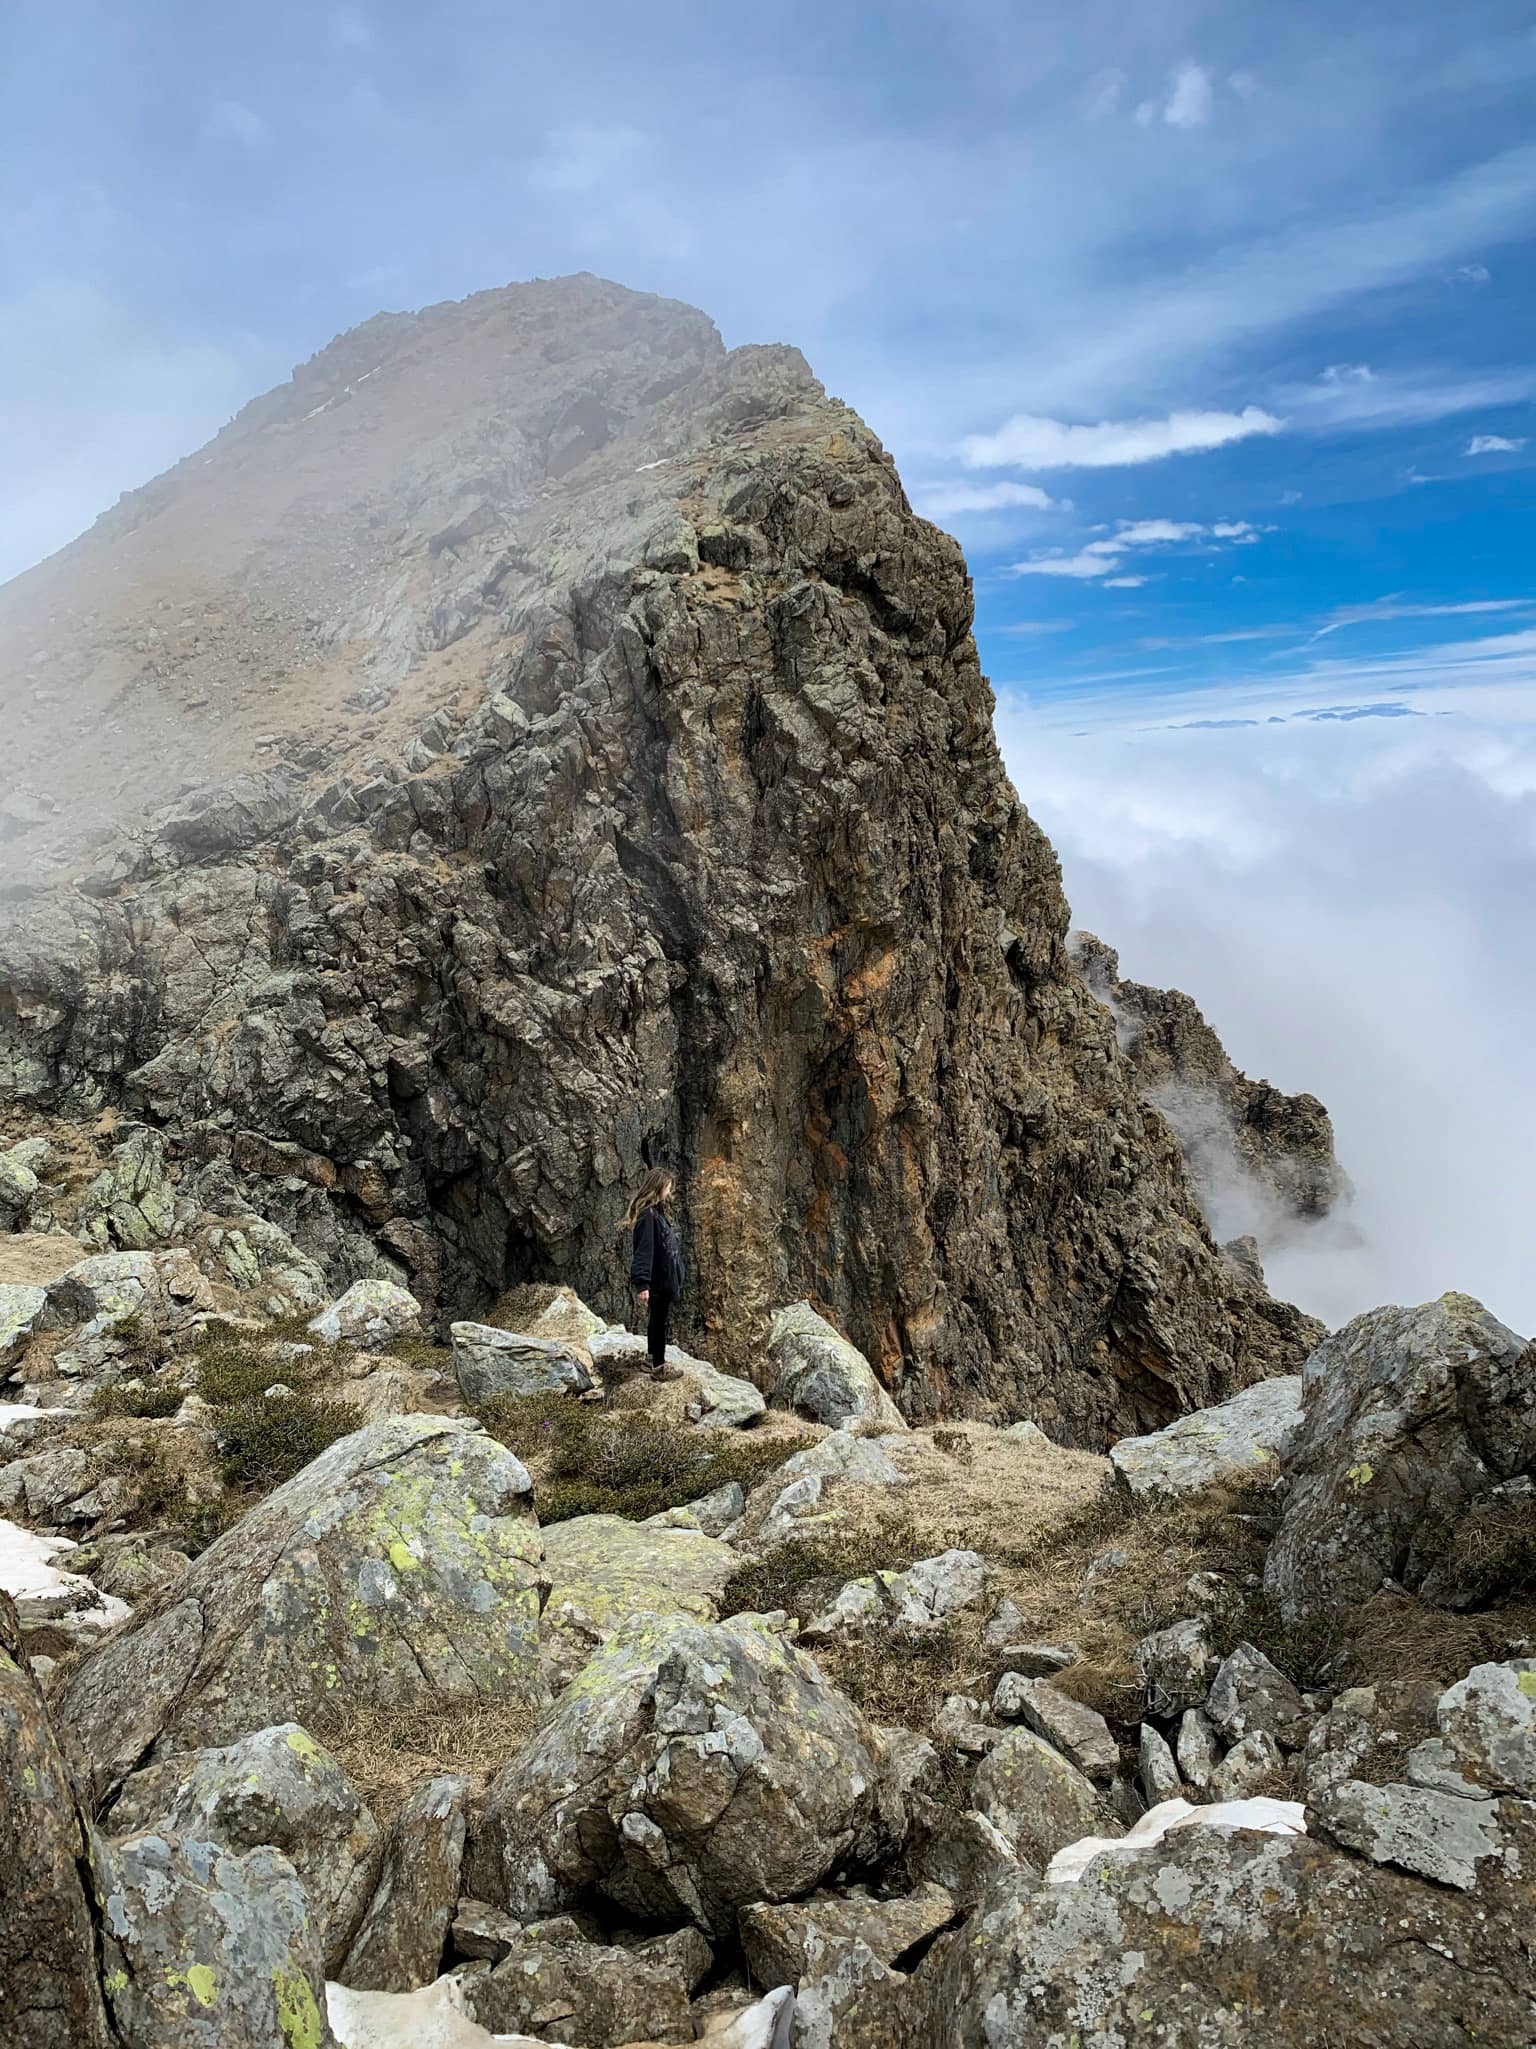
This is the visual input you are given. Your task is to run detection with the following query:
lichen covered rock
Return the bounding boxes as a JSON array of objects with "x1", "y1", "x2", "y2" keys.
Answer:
[
  {"x1": 1110, "y1": 1374, "x2": 1303, "y2": 1499},
  {"x1": 467, "y1": 1612, "x2": 897, "y2": 1935},
  {"x1": 58, "y1": 1414, "x2": 543, "y2": 1797},
  {"x1": 1265, "y1": 1294, "x2": 1535, "y2": 1622}
]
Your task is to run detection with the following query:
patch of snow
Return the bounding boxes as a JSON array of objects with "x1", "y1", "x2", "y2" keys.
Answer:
[
  {"x1": 1045, "y1": 1794, "x2": 1307, "y2": 1884},
  {"x1": 634, "y1": 457, "x2": 672, "y2": 471},
  {"x1": 0, "y1": 1517, "x2": 130, "y2": 1630},
  {"x1": 0, "y1": 1402, "x2": 38, "y2": 1435},
  {"x1": 326, "y1": 1976, "x2": 530, "y2": 2048}
]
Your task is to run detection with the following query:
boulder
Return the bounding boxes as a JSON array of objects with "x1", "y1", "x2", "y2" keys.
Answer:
[
  {"x1": 340, "y1": 1774, "x2": 469, "y2": 1993},
  {"x1": 644, "y1": 1478, "x2": 746, "y2": 1536},
  {"x1": 309, "y1": 1279, "x2": 424, "y2": 1347},
  {"x1": 787, "y1": 1933, "x2": 912, "y2": 2048},
  {"x1": 0, "y1": 1590, "x2": 117, "y2": 2049},
  {"x1": 1436, "y1": 1659, "x2": 1536, "y2": 1796},
  {"x1": 739, "y1": 1882, "x2": 954, "y2": 1984},
  {"x1": 467, "y1": 1612, "x2": 897, "y2": 1935},
  {"x1": 748, "y1": 1430, "x2": 908, "y2": 1547},
  {"x1": 95, "y1": 1831, "x2": 337, "y2": 2049},
  {"x1": 973, "y1": 1727, "x2": 1121, "y2": 1868},
  {"x1": 58, "y1": 1415, "x2": 544, "y2": 1798},
  {"x1": 766, "y1": 1301, "x2": 906, "y2": 1433},
  {"x1": 44, "y1": 1247, "x2": 214, "y2": 1334},
  {"x1": 801, "y1": 1548, "x2": 987, "y2": 1642},
  {"x1": 461, "y1": 1925, "x2": 694, "y2": 2043},
  {"x1": 0, "y1": 1147, "x2": 40, "y2": 1230},
  {"x1": 904, "y1": 1797, "x2": 1023, "y2": 1911},
  {"x1": 1109, "y1": 1374, "x2": 1303, "y2": 1497},
  {"x1": 1042, "y1": 1793, "x2": 1306, "y2": 1884},
  {"x1": 991, "y1": 1676, "x2": 1118, "y2": 1780},
  {"x1": 108, "y1": 1722, "x2": 381, "y2": 1972},
  {"x1": 449, "y1": 1321, "x2": 594, "y2": 1403},
  {"x1": 0, "y1": 1445, "x2": 100, "y2": 1525},
  {"x1": 587, "y1": 1328, "x2": 767, "y2": 1427},
  {"x1": 0, "y1": 1281, "x2": 47, "y2": 1367},
  {"x1": 1133, "y1": 1617, "x2": 1218, "y2": 1715},
  {"x1": 1206, "y1": 1640, "x2": 1309, "y2": 1748},
  {"x1": 1264, "y1": 1294, "x2": 1536, "y2": 1623},
  {"x1": 1310, "y1": 1776, "x2": 1504, "y2": 1891},
  {"x1": 75, "y1": 1126, "x2": 179, "y2": 1251},
  {"x1": 929, "y1": 1814, "x2": 1536, "y2": 2045},
  {"x1": 539, "y1": 1513, "x2": 740, "y2": 1687},
  {"x1": 0, "y1": 1518, "x2": 131, "y2": 1641}
]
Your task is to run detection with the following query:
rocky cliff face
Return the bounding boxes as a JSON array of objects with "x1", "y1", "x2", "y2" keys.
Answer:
[
  {"x1": 0, "y1": 275, "x2": 1316, "y2": 1441},
  {"x1": 1070, "y1": 932, "x2": 1348, "y2": 1248}
]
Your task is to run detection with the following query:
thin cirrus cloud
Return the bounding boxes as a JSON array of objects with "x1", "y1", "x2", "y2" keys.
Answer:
[
  {"x1": 1010, "y1": 518, "x2": 1261, "y2": 580},
  {"x1": 1279, "y1": 361, "x2": 1536, "y2": 430},
  {"x1": 960, "y1": 406, "x2": 1282, "y2": 472},
  {"x1": 1467, "y1": 432, "x2": 1527, "y2": 454}
]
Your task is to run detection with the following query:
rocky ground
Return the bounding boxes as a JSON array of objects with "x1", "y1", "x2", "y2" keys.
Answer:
[{"x1": 2, "y1": 1121, "x2": 1533, "y2": 2046}]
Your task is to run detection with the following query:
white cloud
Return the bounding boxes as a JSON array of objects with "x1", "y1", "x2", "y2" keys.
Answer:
[
  {"x1": 1008, "y1": 517, "x2": 1265, "y2": 581},
  {"x1": 992, "y1": 685, "x2": 1536, "y2": 1334},
  {"x1": 1011, "y1": 548, "x2": 1121, "y2": 579},
  {"x1": 1163, "y1": 63, "x2": 1214, "y2": 130},
  {"x1": 1452, "y1": 262, "x2": 1491, "y2": 284},
  {"x1": 203, "y1": 100, "x2": 270, "y2": 148},
  {"x1": 1467, "y1": 432, "x2": 1527, "y2": 454},
  {"x1": 961, "y1": 406, "x2": 1282, "y2": 471},
  {"x1": 912, "y1": 479, "x2": 1058, "y2": 517}
]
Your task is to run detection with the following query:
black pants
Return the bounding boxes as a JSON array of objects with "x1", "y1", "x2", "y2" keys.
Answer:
[{"x1": 645, "y1": 1288, "x2": 675, "y2": 1367}]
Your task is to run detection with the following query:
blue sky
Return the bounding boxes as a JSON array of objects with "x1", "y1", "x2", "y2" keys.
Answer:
[{"x1": 3, "y1": 0, "x2": 1534, "y2": 1328}]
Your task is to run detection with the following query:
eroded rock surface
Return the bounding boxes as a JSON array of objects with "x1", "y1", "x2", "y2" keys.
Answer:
[{"x1": 0, "y1": 275, "x2": 1313, "y2": 1442}]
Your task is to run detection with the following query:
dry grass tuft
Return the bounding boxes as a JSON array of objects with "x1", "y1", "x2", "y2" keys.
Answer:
[
  {"x1": 316, "y1": 1697, "x2": 539, "y2": 1823},
  {"x1": 1341, "y1": 1589, "x2": 1536, "y2": 1689}
]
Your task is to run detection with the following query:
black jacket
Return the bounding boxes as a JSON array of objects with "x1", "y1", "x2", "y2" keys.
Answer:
[{"x1": 630, "y1": 1205, "x2": 685, "y2": 1295}]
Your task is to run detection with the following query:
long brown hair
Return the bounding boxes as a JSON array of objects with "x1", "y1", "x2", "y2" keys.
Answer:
[{"x1": 622, "y1": 1167, "x2": 675, "y2": 1229}]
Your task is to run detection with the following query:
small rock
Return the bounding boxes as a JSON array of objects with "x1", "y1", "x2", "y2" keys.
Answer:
[
  {"x1": 739, "y1": 1881, "x2": 954, "y2": 1984},
  {"x1": 990, "y1": 1641, "x2": 1077, "y2": 1679},
  {"x1": 450, "y1": 1897, "x2": 524, "y2": 1963},
  {"x1": 933, "y1": 1694, "x2": 999, "y2": 1756},
  {"x1": 1139, "y1": 1722, "x2": 1183, "y2": 1804},
  {"x1": 462, "y1": 1923, "x2": 694, "y2": 2043},
  {"x1": 1436, "y1": 1659, "x2": 1536, "y2": 1795},
  {"x1": 992, "y1": 1675, "x2": 1119, "y2": 1780},
  {"x1": 1211, "y1": 1728, "x2": 1286, "y2": 1799},
  {"x1": 1176, "y1": 1707, "x2": 1220, "y2": 1792},
  {"x1": 1134, "y1": 1617, "x2": 1218, "y2": 1715}
]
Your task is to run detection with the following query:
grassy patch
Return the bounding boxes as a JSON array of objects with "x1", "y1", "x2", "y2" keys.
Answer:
[
  {"x1": 99, "y1": 1438, "x2": 236, "y2": 1556},
  {"x1": 379, "y1": 1332, "x2": 453, "y2": 1372},
  {"x1": 1433, "y1": 1496, "x2": 1536, "y2": 1608},
  {"x1": 722, "y1": 1520, "x2": 926, "y2": 1624},
  {"x1": 315, "y1": 1696, "x2": 538, "y2": 1824},
  {"x1": 477, "y1": 1393, "x2": 810, "y2": 1525}
]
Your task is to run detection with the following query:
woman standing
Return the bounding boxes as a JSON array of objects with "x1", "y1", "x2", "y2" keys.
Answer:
[{"x1": 624, "y1": 1167, "x2": 686, "y2": 1381}]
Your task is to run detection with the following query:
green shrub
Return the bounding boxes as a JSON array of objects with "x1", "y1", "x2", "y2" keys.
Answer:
[
  {"x1": 216, "y1": 1392, "x2": 358, "y2": 1493},
  {"x1": 476, "y1": 1394, "x2": 810, "y2": 1525},
  {"x1": 91, "y1": 1382, "x2": 185, "y2": 1421}
]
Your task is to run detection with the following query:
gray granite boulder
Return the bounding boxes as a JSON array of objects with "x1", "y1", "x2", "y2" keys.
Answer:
[
  {"x1": 58, "y1": 1415, "x2": 544, "y2": 1799},
  {"x1": 0, "y1": 1282, "x2": 47, "y2": 1368},
  {"x1": 1206, "y1": 1640, "x2": 1309, "y2": 1748},
  {"x1": 766, "y1": 1301, "x2": 906, "y2": 1432},
  {"x1": 95, "y1": 1831, "x2": 337, "y2": 2048},
  {"x1": 1265, "y1": 1294, "x2": 1535, "y2": 1623},
  {"x1": 1133, "y1": 1617, "x2": 1218, "y2": 1715},
  {"x1": 1110, "y1": 1374, "x2": 1303, "y2": 1497},
  {"x1": 466, "y1": 1612, "x2": 898, "y2": 1936},
  {"x1": 992, "y1": 1675, "x2": 1118, "y2": 1780},
  {"x1": 449, "y1": 1321, "x2": 594, "y2": 1402},
  {"x1": 462, "y1": 1924, "x2": 694, "y2": 2043},
  {"x1": 308, "y1": 1278, "x2": 423, "y2": 1347},
  {"x1": 802, "y1": 1548, "x2": 987, "y2": 1642},
  {"x1": 339, "y1": 1774, "x2": 469, "y2": 1992},
  {"x1": 108, "y1": 1721, "x2": 380, "y2": 1971},
  {"x1": 1435, "y1": 1658, "x2": 1536, "y2": 1795},
  {"x1": 973, "y1": 1726, "x2": 1121, "y2": 1869}
]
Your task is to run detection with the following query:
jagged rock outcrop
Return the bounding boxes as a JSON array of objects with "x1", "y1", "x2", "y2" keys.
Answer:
[
  {"x1": 1071, "y1": 931, "x2": 1348, "y2": 1241},
  {"x1": 0, "y1": 275, "x2": 1314, "y2": 1439}
]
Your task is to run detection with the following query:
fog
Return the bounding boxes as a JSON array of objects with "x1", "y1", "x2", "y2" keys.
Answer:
[{"x1": 994, "y1": 688, "x2": 1536, "y2": 1339}]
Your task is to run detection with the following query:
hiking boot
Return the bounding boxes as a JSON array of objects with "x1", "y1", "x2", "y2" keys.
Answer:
[{"x1": 648, "y1": 1362, "x2": 683, "y2": 1383}]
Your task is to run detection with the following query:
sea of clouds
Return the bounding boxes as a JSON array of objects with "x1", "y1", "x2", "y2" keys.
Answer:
[{"x1": 994, "y1": 681, "x2": 1536, "y2": 1338}]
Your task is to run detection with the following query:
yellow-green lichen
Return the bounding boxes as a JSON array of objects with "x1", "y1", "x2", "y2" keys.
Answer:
[
  {"x1": 284, "y1": 1727, "x2": 324, "y2": 1763},
  {"x1": 274, "y1": 1966, "x2": 324, "y2": 2049},
  {"x1": 186, "y1": 1963, "x2": 217, "y2": 2007},
  {"x1": 1346, "y1": 1461, "x2": 1374, "y2": 1489}
]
